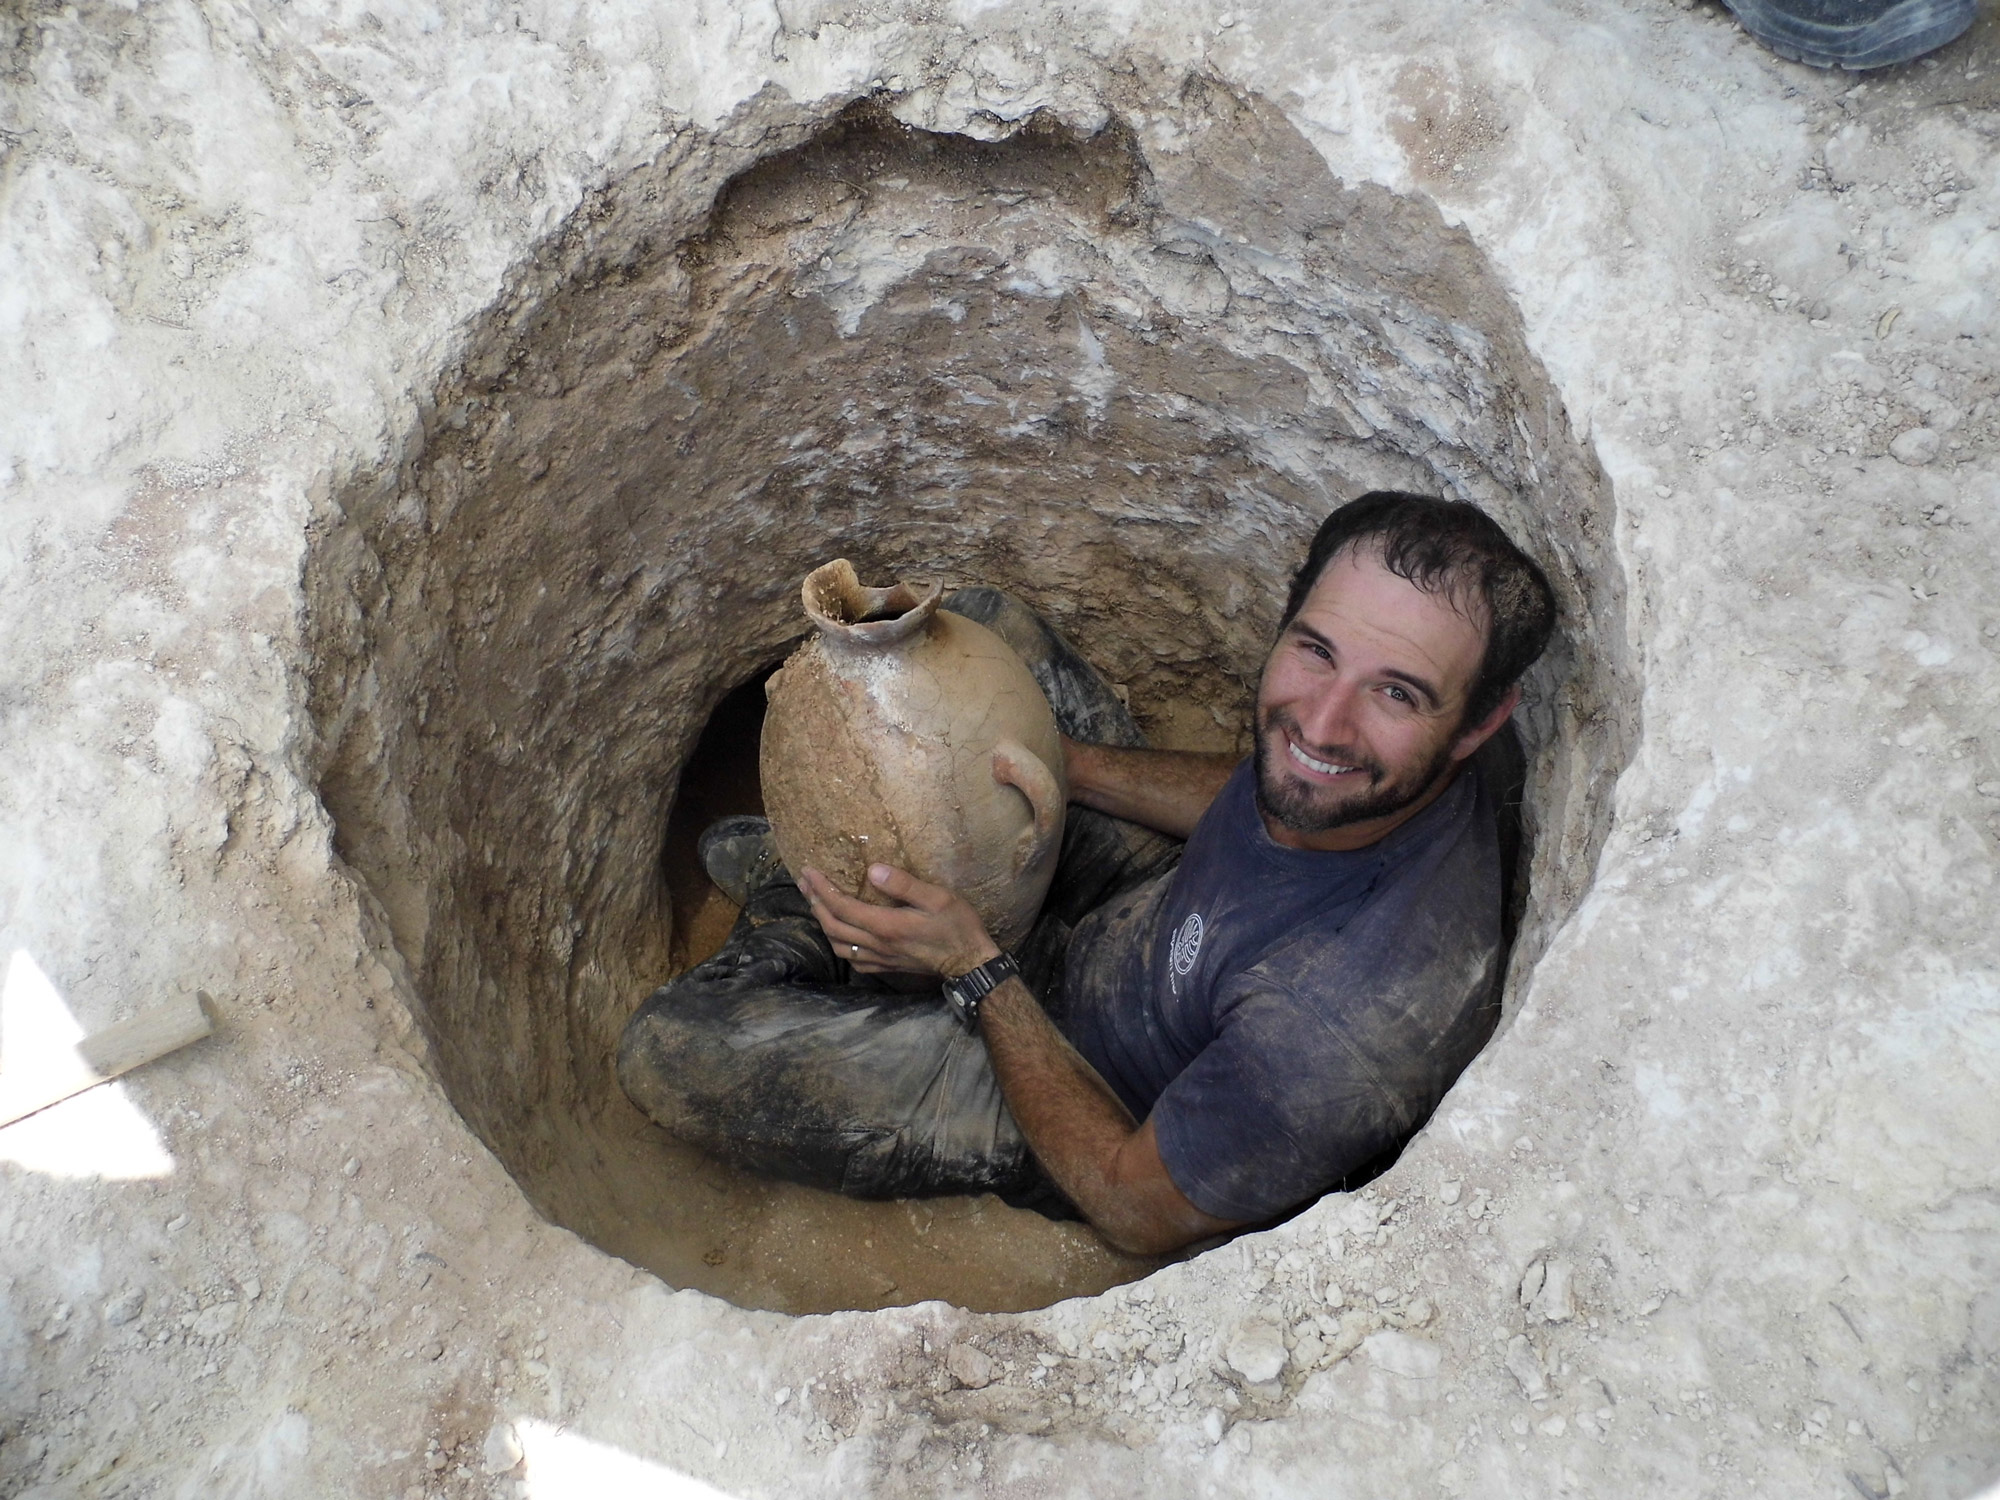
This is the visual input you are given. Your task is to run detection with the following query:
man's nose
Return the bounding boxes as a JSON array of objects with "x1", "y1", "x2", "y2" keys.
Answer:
[{"x1": 1292, "y1": 678, "x2": 1362, "y2": 750}]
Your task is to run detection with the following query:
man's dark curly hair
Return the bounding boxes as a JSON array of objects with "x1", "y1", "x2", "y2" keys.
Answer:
[{"x1": 1280, "y1": 491, "x2": 1557, "y2": 729}]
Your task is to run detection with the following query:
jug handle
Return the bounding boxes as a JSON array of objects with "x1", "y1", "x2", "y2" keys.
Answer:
[{"x1": 992, "y1": 740, "x2": 1063, "y2": 879}]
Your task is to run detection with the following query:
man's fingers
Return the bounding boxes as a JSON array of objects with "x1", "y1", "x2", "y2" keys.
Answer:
[
  {"x1": 804, "y1": 866, "x2": 933, "y2": 931},
  {"x1": 801, "y1": 894, "x2": 879, "y2": 947},
  {"x1": 799, "y1": 869, "x2": 881, "y2": 927},
  {"x1": 800, "y1": 878, "x2": 915, "y2": 955},
  {"x1": 866, "y1": 863, "x2": 950, "y2": 910}
]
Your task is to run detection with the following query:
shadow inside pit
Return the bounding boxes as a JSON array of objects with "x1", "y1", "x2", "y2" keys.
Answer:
[{"x1": 659, "y1": 668, "x2": 779, "y2": 976}]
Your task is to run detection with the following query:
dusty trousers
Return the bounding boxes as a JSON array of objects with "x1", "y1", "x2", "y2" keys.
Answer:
[{"x1": 616, "y1": 589, "x2": 1184, "y2": 1212}]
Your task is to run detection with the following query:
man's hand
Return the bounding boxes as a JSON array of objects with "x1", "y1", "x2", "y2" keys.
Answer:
[
  {"x1": 799, "y1": 864, "x2": 1000, "y2": 978},
  {"x1": 803, "y1": 860, "x2": 1242, "y2": 1255}
]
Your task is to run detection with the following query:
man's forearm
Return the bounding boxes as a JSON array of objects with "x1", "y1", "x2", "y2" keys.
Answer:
[
  {"x1": 799, "y1": 860, "x2": 1235, "y2": 1252},
  {"x1": 1065, "y1": 741, "x2": 1240, "y2": 839},
  {"x1": 978, "y1": 980, "x2": 1224, "y2": 1255}
]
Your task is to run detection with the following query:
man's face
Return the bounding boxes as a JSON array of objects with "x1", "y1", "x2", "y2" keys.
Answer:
[{"x1": 1254, "y1": 544, "x2": 1493, "y2": 849}]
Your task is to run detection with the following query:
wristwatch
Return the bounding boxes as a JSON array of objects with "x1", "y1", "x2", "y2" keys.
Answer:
[{"x1": 941, "y1": 951, "x2": 1020, "y2": 1032}]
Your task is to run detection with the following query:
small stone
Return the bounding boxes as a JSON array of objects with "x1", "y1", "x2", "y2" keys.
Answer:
[
  {"x1": 1437, "y1": 1180, "x2": 1461, "y2": 1206},
  {"x1": 1201, "y1": 1407, "x2": 1226, "y2": 1445},
  {"x1": 1505, "y1": 1335, "x2": 1550, "y2": 1402},
  {"x1": 425, "y1": 1341, "x2": 445, "y2": 1362},
  {"x1": 425, "y1": 1449, "x2": 448, "y2": 1472},
  {"x1": 1890, "y1": 428, "x2": 1940, "y2": 466},
  {"x1": 1327, "y1": 1194, "x2": 1388, "y2": 1239},
  {"x1": 165, "y1": 1214, "x2": 190, "y2": 1233},
  {"x1": 1362, "y1": 1330, "x2": 1441, "y2": 1380},
  {"x1": 1519, "y1": 1259, "x2": 1546, "y2": 1308},
  {"x1": 946, "y1": 1342, "x2": 994, "y2": 1389},
  {"x1": 191, "y1": 1301, "x2": 242, "y2": 1340},
  {"x1": 343, "y1": 1158, "x2": 360, "y2": 1178},
  {"x1": 240, "y1": 1278, "x2": 261, "y2": 1302},
  {"x1": 481, "y1": 1422, "x2": 524, "y2": 1476},
  {"x1": 1224, "y1": 1318, "x2": 1289, "y2": 1385},
  {"x1": 1291, "y1": 1327, "x2": 1326, "y2": 1369},
  {"x1": 1539, "y1": 1413, "x2": 1568, "y2": 1437},
  {"x1": 104, "y1": 1290, "x2": 146, "y2": 1327},
  {"x1": 1531, "y1": 1259, "x2": 1577, "y2": 1323}
]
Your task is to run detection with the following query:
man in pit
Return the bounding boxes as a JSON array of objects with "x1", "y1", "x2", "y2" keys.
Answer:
[{"x1": 619, "y1": 491, "x2": 1555, "y2": 1255}]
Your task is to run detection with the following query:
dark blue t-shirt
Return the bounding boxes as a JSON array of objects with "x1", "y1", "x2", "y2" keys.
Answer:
[{"x1": 1058, "y1": 759, "x2": 1503, "y2": 1223}]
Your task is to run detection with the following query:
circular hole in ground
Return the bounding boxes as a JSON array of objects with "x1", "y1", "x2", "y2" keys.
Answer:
[{"x1": 303, "y1": 80, "x2": 1635, "y2": 1314}]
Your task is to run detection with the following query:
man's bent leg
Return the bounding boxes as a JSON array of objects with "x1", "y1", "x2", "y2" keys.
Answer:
[{"x1": 618, "y1": 882, "x2": 1036, "y2": 1199}]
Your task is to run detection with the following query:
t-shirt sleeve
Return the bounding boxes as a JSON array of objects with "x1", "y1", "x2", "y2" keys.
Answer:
[{"x1": 1148, "y1": 979, "x2": 1411, "y2": 1223}]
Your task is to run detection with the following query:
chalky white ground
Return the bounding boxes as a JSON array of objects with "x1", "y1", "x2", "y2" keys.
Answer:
[{"x1": 4, "y1": 1, "x2": 1999, "y2": 1496}]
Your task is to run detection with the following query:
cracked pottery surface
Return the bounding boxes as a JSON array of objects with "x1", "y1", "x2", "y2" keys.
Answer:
[
  {"x1": 2, "y1": 0, "x2": 1998, "y2": 1496},
  {"x1": 760, "y1": 560, "x2": 1068, "y2": 951}
]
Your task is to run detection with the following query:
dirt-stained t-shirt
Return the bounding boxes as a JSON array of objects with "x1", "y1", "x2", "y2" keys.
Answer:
[{"x1": 1058, "y1": 758, "x2": 1503, "y2": 1224}]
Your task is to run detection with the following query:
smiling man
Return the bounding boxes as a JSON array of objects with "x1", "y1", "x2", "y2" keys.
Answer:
[{"x1": 619, "y1": 492, "x2": 1555, "y2": 1255}]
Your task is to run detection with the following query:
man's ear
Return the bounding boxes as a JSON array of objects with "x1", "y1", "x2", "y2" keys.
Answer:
[{"x1": 1449, "y1": 683, "x2": 1521, "y2": 763}]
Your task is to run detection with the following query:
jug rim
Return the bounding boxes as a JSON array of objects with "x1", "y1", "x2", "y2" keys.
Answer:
[{"x1": 801, "y1": 558, "x2": 942, "y2": 648}]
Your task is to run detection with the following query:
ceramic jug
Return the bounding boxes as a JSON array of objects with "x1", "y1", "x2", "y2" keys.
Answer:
[{"x1": 759, "y1": 559, "x2": 1067, "y2": 952}]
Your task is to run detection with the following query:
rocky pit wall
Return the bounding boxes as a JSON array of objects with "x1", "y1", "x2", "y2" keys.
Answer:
[{"x1": 2, "y1": 2, "x2": 1997, "y2": 1498}]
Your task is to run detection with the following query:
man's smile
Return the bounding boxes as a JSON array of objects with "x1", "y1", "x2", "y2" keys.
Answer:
[{"x1": 1283, "y1": 734, "x2": 1368, "y2": 781}]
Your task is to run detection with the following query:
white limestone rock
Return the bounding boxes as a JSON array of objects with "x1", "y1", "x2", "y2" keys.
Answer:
[
  {"x1": 1506, "y1": 1335, "x2": 1551, "y2": 1403},
  {"x1": 946, "y1": 1343, "x2": 995, "y2": 1390},
  {"x1": 1889, "y1": 427, "x2": 1941, "y2": 466},
  {"x1": 1224, "y1": 1319, "x2": 1289, "y2": 1386}
]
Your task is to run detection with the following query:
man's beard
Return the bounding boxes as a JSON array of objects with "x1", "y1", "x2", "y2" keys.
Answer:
[{"x1": 1253, "y1": 705, "x2": 1459, "y2": 836}]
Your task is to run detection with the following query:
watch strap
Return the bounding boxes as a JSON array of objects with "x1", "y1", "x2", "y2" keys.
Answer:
[{"x1": 942, "y1": 951, "x2": 1019, "y2": 1031}]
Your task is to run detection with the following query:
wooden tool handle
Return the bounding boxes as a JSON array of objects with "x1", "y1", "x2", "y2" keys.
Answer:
[{"x1": 0, "y1": 990, "x2": 214, "y2": 1129}]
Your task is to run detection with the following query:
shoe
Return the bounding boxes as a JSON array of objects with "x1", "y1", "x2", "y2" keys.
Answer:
[
  {"x1": 1722, "y1": 0, "x2": 1977, "y2": 69},
  {"x1": 697, "y1": 815, "x2": 784, "y2": 907}
]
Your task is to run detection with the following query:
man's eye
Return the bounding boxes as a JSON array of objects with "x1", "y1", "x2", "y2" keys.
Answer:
[
  {"x1": 1383, "y1": 685, "x2": 1412, "y2": 704},
  {"x1": 1305, "y1": 641, "x2": 1333, "y2": 662}
]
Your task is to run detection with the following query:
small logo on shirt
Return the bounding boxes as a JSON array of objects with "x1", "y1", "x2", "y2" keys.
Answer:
[{"x1": 1169, "y1": 912, "x2": 1205, "y2": 980}]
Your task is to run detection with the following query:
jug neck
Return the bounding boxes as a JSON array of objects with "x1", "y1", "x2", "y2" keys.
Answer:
[{"x1": 801, "y1": 558, "x2": 941, "y2": 650}]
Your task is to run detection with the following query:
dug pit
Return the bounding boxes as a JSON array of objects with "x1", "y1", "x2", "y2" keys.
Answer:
[{"x1": 303, "y1": 81, "x2": 1633, "y2": 1314}]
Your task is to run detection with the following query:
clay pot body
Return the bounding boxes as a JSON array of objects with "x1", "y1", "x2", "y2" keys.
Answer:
[{"x1": 760, "y1": 560, "x2": 1067, "y2": 951}]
